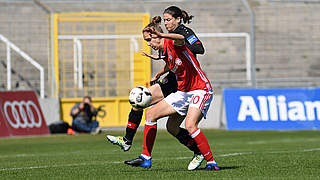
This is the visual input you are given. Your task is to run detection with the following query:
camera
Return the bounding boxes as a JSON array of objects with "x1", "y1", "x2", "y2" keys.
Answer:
[{"x1": 83, "y1": 103, "x2": 91, "y2": 113}]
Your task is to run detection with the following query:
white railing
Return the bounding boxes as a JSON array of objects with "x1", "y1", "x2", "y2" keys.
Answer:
[
  {"x1": 58, "y1": 34, "x2": 140, "y2": 90},
  {"x1": 58, "y1": 33, "x2": 252, "y2": 89},
  {"x1": 197, "y1": 33, "x2": 252, "y2": 86},
  {"x1": 0, "y1": 34, "x2": 45, "y2": 98}
]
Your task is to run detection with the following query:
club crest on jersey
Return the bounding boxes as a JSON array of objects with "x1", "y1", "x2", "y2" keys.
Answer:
[
  {"x1": 168, "y1": 54, "x2": 172, "y2": 60},
  {"x1": 175, "y1": 58, "x2": 182, "y2": 65},
  {"x1": 172, "y1": 58, "x2": 182, "y2": 73}
]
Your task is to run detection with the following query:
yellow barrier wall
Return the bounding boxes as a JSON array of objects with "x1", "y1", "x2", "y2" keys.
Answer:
[{"x1": 61, "y1": 97, "x2": 146, "y2": 127}]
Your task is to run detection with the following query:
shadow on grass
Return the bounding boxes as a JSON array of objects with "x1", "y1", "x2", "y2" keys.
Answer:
[
  {"x1": 121, "y1": 166, "x2": 242, "y2": 173},
  {"x1": 121, "y1": 167, "x2": 188, "y2": 173},
  {"x1": 217, "y1": 166, "x2": 241, "y2": 170},
  {"x1": 195, "y1": 166, "x2": 241, "y2": 171}
]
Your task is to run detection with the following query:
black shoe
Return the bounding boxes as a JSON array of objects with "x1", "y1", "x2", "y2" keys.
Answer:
[{"x1": 124, "y1": 155, "x2": 151, "y2": 168}]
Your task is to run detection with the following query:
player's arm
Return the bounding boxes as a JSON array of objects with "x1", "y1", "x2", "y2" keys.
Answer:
[
  {"x1": 142, "y1": 51, "x2": 162, "y2": 60},
  {"x1": 150, "y1": 64, "x2": 169, "y2": 85},
  {"x1": 159, "y1": 33, "x2": 185, "y2": 46},
  {"x1": 174, "y1": 26, "x2": 205, "y2": 55},
  {"x1": 185, "y1": 33, "x2": 205, "y2": 55},
  {"x1": 187, "y1": 37, "x2": 204, "y2": 54},
  {"x1": 148, "y1": 27, "x2": 185, "y2": 45}
]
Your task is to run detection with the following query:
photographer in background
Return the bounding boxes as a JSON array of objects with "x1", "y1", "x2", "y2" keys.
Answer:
[{"x1": 70, "y1": 96, "x2": 101, "y2": 134}]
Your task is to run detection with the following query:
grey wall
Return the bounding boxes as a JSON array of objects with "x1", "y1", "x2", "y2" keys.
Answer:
[
  {"x1": 38, "y1": 98, "x2": 60, "y2": 125},
  {"x1": 1, "y1": 0, "x2": 320, "y2": 98}
]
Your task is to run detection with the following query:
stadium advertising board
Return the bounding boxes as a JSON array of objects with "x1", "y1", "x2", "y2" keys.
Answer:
[
  {"x1": 0, "y1": 91, "x2": 49, "y2": 137},
  {"x1": 224, "y1": 88, "x2": 320, "y2": 130}
]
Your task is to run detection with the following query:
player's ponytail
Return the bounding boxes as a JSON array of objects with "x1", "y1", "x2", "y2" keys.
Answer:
[
  {"x1": 143, "y1": 16, "x2": 163, "y2": 33},
  {"x1": 151, "y1": 16, "x2": 162, "y2": 25},
  {"x1": 181, "y1": 10, "x2": 193, "y2": 24}
]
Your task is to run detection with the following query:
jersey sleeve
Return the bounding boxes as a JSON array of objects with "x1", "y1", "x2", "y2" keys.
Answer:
[{"x1": 173, "y1": 25, "x2": 205, "y2": 55}]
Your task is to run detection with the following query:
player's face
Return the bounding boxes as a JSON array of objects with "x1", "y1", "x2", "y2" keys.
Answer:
[
  {"x1": 163, "y1": 13, "x2": 180, "y2": 32},
  {"x1": 143, "y1": 31, "x2": 162, "y2": 50}
]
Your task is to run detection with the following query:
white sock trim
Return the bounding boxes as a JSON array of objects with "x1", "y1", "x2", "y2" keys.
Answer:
[
  {"x1": 141, "y1": 154, "x2": 151, "y2": 160},
  {"x1": 207, "y1": 160, "x2": 217, "y2": 164},
  {"x1": 190, "y1": 129, "x2": 201, "y2": 138},
  {"x1": 145, "y1": 120, "x2": 157, "y2": 126}
]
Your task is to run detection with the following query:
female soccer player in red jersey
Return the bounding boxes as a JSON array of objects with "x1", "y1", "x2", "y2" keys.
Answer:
[
  {"x1": 107, "y1": 6, "x2": 206, "y2": 170},
  {"x1": 123, "y1": 17, "x2": 219, "y2": 171}
]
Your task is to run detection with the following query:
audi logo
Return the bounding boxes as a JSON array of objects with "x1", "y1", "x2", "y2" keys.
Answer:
[{"x1": 3, "y1": 100, "x2": 42, "y2": 129}]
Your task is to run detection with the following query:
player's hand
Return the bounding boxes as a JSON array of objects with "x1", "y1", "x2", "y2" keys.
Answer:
[
  {"x1": 150, "y1": 73, "x2": 161, "y2": 86},
  {"x1": 79, "y1": 103, "x2": 85, "y2": 111},
  {"x1": 142, "y1": 51, "x2": 160, "y2": 60},
  {"x1": 148, "y1": 27, "x2": 162, "y2": 38}
]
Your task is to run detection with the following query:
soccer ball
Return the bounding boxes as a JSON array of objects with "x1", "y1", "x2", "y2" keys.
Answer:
[{"x1": 129, "y1": 86, "x2": 152, "y2": 109}]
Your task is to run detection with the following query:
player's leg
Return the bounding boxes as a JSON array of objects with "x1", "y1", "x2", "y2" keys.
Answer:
[
  {"x1": 118, "y1": 72, "x2": 177, "y2": 148},
  {"x1": 124, "y1": 84, "x2": 164, "y2": 143},
  {"x1": 166, "y1": 115, "x2": 204, "y2": 170},
  {"x1": 106, "y1": 84, "x2": 164, "y2": 151},
  {"x1": 166, "y1": 116, "x2": 201, "y2": 155},
  {"x1": 107, "y1": 72, "x2": 177, "y2": 151},
  {"x1": 158, "y1": 72, "x2": 202, "y2": 155},
  {"x1": 124, "y1": 99, "x2": 177, "y2": 168},
  {"x1": 185, "y1": 91, "x2": 219, "y2": 171},
  {"x1": 159, "y1": 72, "x2": 200, "y2": 154}
]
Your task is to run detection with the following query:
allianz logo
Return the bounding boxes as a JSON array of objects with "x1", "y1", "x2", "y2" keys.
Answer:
[{"x1": 238, "y1": 95, "x2": 320, "y2": 121}]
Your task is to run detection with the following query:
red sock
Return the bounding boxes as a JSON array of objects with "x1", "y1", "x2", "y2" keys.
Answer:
[
  {"x1": 190, "y1": 128, "x2": 214, "y2": 162},
  {"x1": 141, "y1": 121, "x2": 157, "y2": 157}
]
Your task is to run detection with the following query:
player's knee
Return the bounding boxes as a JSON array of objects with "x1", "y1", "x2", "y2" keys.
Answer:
[
  {"x1": 145, "y1": 109, "x2": 157, "y2": 121},
  {"x1": 185, "y1": 122, "x2": 197, "y2": 134}
]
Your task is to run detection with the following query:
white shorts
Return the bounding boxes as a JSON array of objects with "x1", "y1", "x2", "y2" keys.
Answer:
[{"x1": 164, "y1": 90, "x2": 213, "y2": 118}]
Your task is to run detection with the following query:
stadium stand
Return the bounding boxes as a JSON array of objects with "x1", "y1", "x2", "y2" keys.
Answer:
[{"x1": 0, "y1": 0, "x2": 319, "y2": 97}]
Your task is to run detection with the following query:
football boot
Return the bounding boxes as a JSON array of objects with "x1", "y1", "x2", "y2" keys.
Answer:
[
  {"x1": 204, "y1": 162, "x2": 220, "y2": 171},
  {"x1": 124, "y1": 155, "x2": 151, "y2": 168},
  {"x1": 106, "y1": 135, "x2": 131, "y2": 151},
  {"x1": 188, "y1": 154, "x2": 204, "y2": 170}
]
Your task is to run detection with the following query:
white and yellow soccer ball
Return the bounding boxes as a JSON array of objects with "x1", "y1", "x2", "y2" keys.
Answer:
[{"x1": 129, "y1": 86, "x2": 152, "y2": 109}]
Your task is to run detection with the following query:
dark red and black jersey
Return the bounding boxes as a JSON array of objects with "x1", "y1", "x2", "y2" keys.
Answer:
[{"x1": 172, "y1": 24, "x2": 205, "y2": 56}]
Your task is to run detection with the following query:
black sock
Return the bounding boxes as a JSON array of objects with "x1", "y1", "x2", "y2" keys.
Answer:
[
  {"x1": 176, "y1": 128, "x2": 201, "y2": 155},
  {"x1": 124, "y1": 109, "x2": 143, "y2": 143}
]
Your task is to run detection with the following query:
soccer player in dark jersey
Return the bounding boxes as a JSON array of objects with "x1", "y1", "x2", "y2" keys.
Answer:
[{"x1": 106, "y1": 6, "x2": 206, "y2": 170}]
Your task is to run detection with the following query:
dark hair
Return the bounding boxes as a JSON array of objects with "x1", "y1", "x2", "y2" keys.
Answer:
[
  {"x1": 143, "y1": 16, "x2": 163, "y2": 33},
  {"x1": 83, "y1": 96, "x2": 92, "y2": 102},
  {"x1": 163, "y1": 6, "x2": 194, "y2": 24}
]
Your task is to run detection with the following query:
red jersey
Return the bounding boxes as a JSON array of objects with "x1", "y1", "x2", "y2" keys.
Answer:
[{"x1": 163, "y1": 38, "x2": 212, "y2": 92}]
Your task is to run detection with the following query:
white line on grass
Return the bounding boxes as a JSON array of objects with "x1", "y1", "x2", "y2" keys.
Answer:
[
  {"x1": 0, "y1": 149, "x2": 120, "y2": 159},
  {"x1": 1, "y1": 148, "x2": 320, "y2": 172},
  {"x1": 247, "y1": 138, "x2": 319, "y2": 145}
]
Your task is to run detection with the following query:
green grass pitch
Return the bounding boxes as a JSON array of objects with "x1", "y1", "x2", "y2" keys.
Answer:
[{"x1": 0, "y1": 130, "x2": 319, "y2": 179}]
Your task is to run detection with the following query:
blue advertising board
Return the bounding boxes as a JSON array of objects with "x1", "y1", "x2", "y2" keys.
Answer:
[{"x1": 224, "y1": 88, "x2": 320, "y2": 130}]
